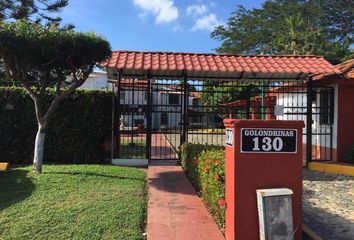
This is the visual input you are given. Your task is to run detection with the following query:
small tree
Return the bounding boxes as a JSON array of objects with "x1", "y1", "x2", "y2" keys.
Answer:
[{"x1": 0, "y1": 20, "x2": 111, "y2": 173}]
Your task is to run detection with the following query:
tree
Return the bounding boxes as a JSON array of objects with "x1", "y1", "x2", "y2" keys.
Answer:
[
  {"x1": 0, "y1": 0, "x2": 69, "y2": 26},
  {"x1": 0, "y1": 20, "x2": 111, "y2": 173},
  {"x1": 212, "y1": 0, "x2": 354, "y2": 64},
  {"x1": 275, "y1": 14, "x2": 322, "y2": 55},
  {"x1": 0, "y1": 1, "x2": 74, "y2": 84},
  {"x1": 200, "y1": 81, "x2": 261, "y2": 118}
]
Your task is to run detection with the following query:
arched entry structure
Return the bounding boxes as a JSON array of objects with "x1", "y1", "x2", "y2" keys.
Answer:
[{"x1": 100, "y1": 50, "x2": 339, "y2": 165}]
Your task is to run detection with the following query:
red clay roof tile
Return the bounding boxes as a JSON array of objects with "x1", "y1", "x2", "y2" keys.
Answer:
[
  {"x1": 102, "y1": 50, "x2": 340, "y2": 78},
  {"x1": 311, "y1": 59, "x2": 354, "y2": 80}
]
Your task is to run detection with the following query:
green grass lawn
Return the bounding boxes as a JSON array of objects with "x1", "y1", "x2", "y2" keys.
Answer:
[
  {"x1": 120, "y1": 139, "x2": 147, "y2": 159},
  {"x1": 0, "y1": 165, "x2": 147, "y2": 240}
]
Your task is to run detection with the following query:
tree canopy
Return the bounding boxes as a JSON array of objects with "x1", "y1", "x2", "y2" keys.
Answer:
[
  {"x1": 0, "y1": 0, "x2": 73, "y2": 82},
  {"x1": 0, "y1": 20, "x2": 111, "y2": 172},
  {"x1": 0, "y1": 20, "x2": 111, "y2": 91},
  {"x1": 212, "y1": 0, "x2": 354, "y2": 64},
  {"x1": 0, "y1": 0, "x2": 69, "y2": 25}
]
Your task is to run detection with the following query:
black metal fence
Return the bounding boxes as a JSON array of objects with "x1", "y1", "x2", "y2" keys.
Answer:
[{"x1": 111, "y1": 77, "x2": 334, "y2": 162}]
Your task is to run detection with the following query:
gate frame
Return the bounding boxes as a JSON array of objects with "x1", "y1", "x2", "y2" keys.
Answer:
[
  {"x1": 110, "y1": 75, "x2": 334, "y2": 166},
  {"x1": 104, "y1": 51, "x2": 338, "y2": 165}
]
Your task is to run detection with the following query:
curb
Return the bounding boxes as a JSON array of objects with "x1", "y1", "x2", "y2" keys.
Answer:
[
  {"x1": 308, "y1": 162, "x2": 354, "y2": 177},
  {"x1": 0, "y1": 162, "x2": 10, "y2": 171}
]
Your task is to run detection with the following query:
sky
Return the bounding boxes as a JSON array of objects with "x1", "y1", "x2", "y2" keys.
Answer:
[{"x1": 60, "y1": 0, "x2": 265, "y2": 53}]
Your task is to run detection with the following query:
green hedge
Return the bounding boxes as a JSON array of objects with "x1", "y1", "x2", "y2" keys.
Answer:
[
  {"x1": 180, "y1": 143, "x2": 226, "y2": 228},
  {"x1": 0, "y1": 87, "x2": 112, "y2": 164}
]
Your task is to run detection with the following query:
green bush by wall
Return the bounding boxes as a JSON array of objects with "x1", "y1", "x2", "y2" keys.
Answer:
[
  {"x1": 0, "y1": 87, "x2": 112, "y2": 164},
  {"x1": 180, "y1": 143, "x2": 226, "y2": 229}
]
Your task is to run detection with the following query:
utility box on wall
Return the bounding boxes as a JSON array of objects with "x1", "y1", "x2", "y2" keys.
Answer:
[
  {"x1": 223, "y1": 120, "x2": 304, "y2": 240},
  {"x1": 256, "y1": 188, "x2": 294, "y2": 240}
]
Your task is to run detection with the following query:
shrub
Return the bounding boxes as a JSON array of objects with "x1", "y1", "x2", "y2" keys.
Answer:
[
  {"x1": 0, "y1": 87, "x2": 112, "y2": 164},
  {"x1": 343, "y1": 143, "x2": 354, "y2": 164},
  {"x1": 180, "y1": 143, "x2": 226, "y2": 228}
]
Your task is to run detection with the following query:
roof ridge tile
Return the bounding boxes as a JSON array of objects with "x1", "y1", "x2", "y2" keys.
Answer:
[
  {"x1": 111, "y1": 50, "x2": 323, "y2": 58},
  {"x1": 103, "y1": 50, "x2": 340, "y2": 78}
]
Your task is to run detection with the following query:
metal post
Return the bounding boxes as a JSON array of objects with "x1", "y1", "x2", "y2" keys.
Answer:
[
  {"x1": 116, "y1": 72, "x2": 122, "y2": 158},
  {"x1": 179, "y1": 79, "x2": 184, "y2": 147},
  {"x1": 261, "y1": 82, "x2": 265, "y2": 120},
  {"x1": 306, "y1": 76, "x2": 313, "y2": 167},
  {"x1": 329, "y1": 87, "x2": 334, "y2": 161},
  {"x1": 131, "y1": 78, "x2": 135, "y2": 147},
  {"x1": 261, "y1": 82, "x2": 269, "y2": 120},
  {"x1": 146, "y1": 72, "x2": 152, "y2": 162},
  {"x1": 111, "y1": 84, "x2": 115, "y2": 161},
  {"x1": 181, "y1": 73, "x2": 188, "y2": 145},
  {"x1": 246, "y1": 85, "x2": 251, "y2": 119}
]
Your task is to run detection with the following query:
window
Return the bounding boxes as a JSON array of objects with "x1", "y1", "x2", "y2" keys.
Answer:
[
  {"x1": 169, "y1": 94, "x2": 179, "y2": 105},
  {"x1": 311, "y1": 90, "x2": 317, "y2": 103},
  {"x1": 161, "y1": 113, "x2": 168, "y2": 126},
  {"x1": 320, "y1": 90, "x2": 333, "y2": 125},
  {"x1": 134, "y1": 119, "x2": 144, "y2": 127},
  {"x1": 120, "y1": 92, "x2": 125, "y2": 100}
]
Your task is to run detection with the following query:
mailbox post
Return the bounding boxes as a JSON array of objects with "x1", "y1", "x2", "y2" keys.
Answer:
[{"x1": 224, "y1": 119, "x2": 304, "y2": 240}]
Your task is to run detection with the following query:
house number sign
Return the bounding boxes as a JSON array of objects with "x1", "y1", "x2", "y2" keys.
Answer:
[
  {"x1": 225, "y1": 128, "x2": 234, "y2": 146},
  {"x1": 241, "y1": 128, "x2": 297, "y2": 153}
]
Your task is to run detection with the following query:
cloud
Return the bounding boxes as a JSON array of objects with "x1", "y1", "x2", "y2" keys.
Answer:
[
  {"x1": 133, "y1": 0, "x2": 179, "y2": 24},
  {"x1": 190, "y1": 13, "x2": 221, "y2": 32},
  {"x1": 186, "y1": 4, "x2": 208, "y2": 16},
  {"x1": 172, "y1": 25, "x2": 182, "y2": 32}
]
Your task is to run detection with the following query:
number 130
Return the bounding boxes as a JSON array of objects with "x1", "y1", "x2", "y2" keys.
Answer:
[{"x1": 252, "y1": 137, "x2": 283, "y2": 151}]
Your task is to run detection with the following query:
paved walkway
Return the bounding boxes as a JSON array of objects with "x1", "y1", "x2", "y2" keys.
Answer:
[
  {"x1": 303, "y1": 169, "x2": 354, "y2": 240},
  {"x1": 147, "y1": 161, "x2": 224, "y2": 240},
  {"x1": 151, "y1": 134, "x2": 178, "y2": 160}
]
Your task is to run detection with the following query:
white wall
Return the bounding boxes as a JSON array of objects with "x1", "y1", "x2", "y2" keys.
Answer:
[
  {"x1": 120, "y1": 89, "x2": 147, "y2": 105},
  {"x1": 118, "y1": 85, "x2": 204, "y2": 130},
  {"x1": 275, "y1": 87, "x2": 337, "y2": 150},
  {"x1": 79, "y1": 72, "x2": 111, "y2": 90}
]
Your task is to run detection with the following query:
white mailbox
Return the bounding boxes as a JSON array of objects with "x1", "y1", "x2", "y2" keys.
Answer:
[{"x1": 256, "y1": 188, "x2": 294, "y2": 240}]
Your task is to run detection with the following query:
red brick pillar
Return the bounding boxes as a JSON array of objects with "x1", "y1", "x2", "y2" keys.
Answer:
[{"x1": 224, "y1": 119, "x2": 304, "y2": 240}]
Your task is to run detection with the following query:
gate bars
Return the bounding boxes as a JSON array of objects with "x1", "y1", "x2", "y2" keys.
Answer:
[{"x1": 110, "y1": 75, "x2": 334, "y2": 163}]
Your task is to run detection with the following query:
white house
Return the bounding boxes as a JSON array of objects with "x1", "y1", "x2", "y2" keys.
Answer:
[
  {"x1": 81, "y1": 74, "x2": 210, "y2": 130},
  {"x1": 79, "y1": 71, "x2": 111, "y2": 90}
]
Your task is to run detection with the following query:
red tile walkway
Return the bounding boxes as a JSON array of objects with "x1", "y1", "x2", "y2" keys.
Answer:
[
  {"x1": 151, "y1": 133, "x2": 178, "y2": 160},
  {"x1": 147, "y1": 161, "x2": 225, "y2": 240}
]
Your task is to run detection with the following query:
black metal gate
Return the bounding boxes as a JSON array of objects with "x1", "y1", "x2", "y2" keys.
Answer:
[
  {"x1": 150, "y1": 79, "x2": 183, "y2": 160},
  {"x1": 184, "y1": 78, "x2": 334, "y2": 162},
  {"x1": 111, "y1": 77, "x2": 334, "y2": 163},
  {"x1": 113, "y1": 79, "x2": 148, "y2": 160},
  {"x1": 112, "y1": 78, "x2": 184, "y2": 160}
]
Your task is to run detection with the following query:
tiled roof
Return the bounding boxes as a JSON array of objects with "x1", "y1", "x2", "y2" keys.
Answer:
[
  {"x1": 335, "y1": 59, "x2": 354, "y2": 75},
  {"x1": 222, "y1": 96, "x2": 277, "y2": 108},
  {"x1": 313, "y1": 59, "x2": 354, "y2": 80},
  {"x1": 120, "y1": 79, "x2": 148, "y2": 86},
  {"x1": 108, "y1": 79, "x2": 149, "y2": 89},
  {"x1": 102, "y1": 50, "x2": 340, "y2": 80}
]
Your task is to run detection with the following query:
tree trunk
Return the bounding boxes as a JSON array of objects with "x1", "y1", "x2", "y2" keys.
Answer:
[{"x1": 33, "y1": 126, "x2": 46, "y2": 173}]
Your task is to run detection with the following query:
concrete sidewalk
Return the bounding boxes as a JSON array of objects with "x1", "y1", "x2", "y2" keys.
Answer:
[{"x1": 147, "y1": 161, "x2": 225, "y2": 240}]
